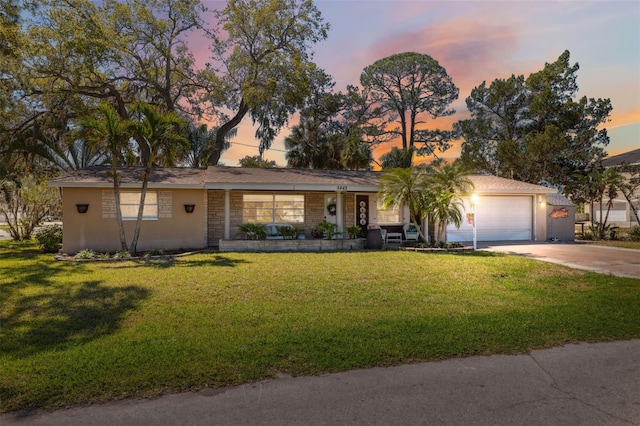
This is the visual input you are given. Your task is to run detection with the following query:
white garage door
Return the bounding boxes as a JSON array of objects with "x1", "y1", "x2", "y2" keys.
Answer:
[{"x1": 447, "y1": 196, "x2": 533, "y2": 242}]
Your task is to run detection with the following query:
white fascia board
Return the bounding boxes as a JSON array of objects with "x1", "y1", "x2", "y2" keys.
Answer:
[
  {"x1": 49, "y1": 182, "x2": 204, "y2": 189},
  {"x1": 205, "y1": 183, "x2": 380, "y2": 192},
  {"x1": 473, "y1": 188, "x2": 556, "y2": 195}
]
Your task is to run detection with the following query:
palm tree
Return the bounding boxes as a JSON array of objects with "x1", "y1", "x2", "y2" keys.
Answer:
[
  {"x1": 378, "y1": 167, "x2": 430, "y2": 241},
  {"x1": 340, "y1": 133, "x2": 372, "y2": 170},
  {"x1": 424, "y1": 160, "x2": 474, "y2": 243},
  {"x1": 379, "y1": 147, "x2": 414, "y2": 169},
  {"x1": 128, "y1": 102, "x2": 188, "y2": 254},
  {"x1": 601, "y1": 168, "x2": 624, "y2": 229},
  {"x1": 285, "y1": 120, "x2": 324, "y2": 168},
  {"x1": 182, "y1": 121, "x2": 236, "y2": 168},
  {"x1": 80, "y1": 103, "x2": 134, "y2": 252}
]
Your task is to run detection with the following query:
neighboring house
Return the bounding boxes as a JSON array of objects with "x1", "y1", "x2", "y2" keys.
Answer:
[
  {"x1": 598, "y1": 148, "x2": 640, "y2": 227},
  {"x1": 50, "y1": 166, "x2": 561, "y2": 254}
]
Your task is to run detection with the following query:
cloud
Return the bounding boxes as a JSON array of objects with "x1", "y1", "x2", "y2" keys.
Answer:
[
  {"x1": 608, "y1": 109, "x2": 640, "y2": 130},
  {"x1": 366, "y1": 17, "x2": 524, "y2": 97}
]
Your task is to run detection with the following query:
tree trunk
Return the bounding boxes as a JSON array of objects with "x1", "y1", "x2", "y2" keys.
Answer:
[
  {"x1": 413, "y1": 220, "x2": 426, "y2": 242},
  {"x1": 111, "y1": 165, "x2": 129, "y2": 252},
  {"x1": 207, "y1": 99, "x2": 249, "y2": 166},
  {"x1": 621, "y1": 190, "x2": 640, "y2": 226},
  {"x1": 129, "y1": 167, "x2": 151, "y2": 256}
]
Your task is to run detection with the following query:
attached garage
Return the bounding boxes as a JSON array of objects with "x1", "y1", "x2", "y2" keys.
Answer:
[
  {"x1": 445, "y1": 175, "x2": 555, "y2": 243},
  {"x1": 476, "y1": 196, "x2": 533, "y2": 241},
  {"x1": 447, "y1": 196, "x2": 533, "y2": 242}
]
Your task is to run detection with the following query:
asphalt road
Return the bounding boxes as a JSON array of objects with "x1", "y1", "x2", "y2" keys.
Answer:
[{"x1": 2, "y1": 340, "x2": 639, "y2": 426}]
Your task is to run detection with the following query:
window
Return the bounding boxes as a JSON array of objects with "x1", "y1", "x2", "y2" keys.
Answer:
[
  {"x1": 243, "y1": 194, "x2": 304, "y2": 223},
  {"x1": 377, "y1": 198, "x2": 401, "y2": 224},
  {"x1": 120, "y1": 191, "x2": 158, "y2": 220}
]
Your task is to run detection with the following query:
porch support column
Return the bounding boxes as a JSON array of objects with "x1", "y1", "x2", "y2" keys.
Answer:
[
  {"x1": 336, "y1": 190, "x2": 344, "y2": 236},
  {"x1": 224, "y1": 189, "x2": 230, "y2": 240}
]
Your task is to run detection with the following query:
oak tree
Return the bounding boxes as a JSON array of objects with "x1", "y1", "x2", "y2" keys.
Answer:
[{"x1": 204, "y1": 0, "x2": 329, "y2": 165}]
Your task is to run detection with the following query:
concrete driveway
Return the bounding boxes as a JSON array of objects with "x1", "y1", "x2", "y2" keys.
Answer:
[{"x1": 481, "y1": 242, "x2": 640, "y2": 279}]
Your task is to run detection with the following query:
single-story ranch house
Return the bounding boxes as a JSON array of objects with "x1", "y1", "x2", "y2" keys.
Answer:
[{"x1": 49, "y1": 166, "x2": 572, "y2": 254}]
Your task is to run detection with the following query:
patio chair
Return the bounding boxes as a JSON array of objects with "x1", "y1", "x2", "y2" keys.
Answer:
[{"x1": 403, "y1": 223, "x2": 420, "y2": 242}]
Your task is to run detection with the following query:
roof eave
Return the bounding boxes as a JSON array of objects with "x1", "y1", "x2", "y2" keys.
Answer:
[
  {"x1": 205, "y1": 183, "x2": 380, "y2": 192},
  {"x1": 49, "y1": 182, "x2": 204, "y2": 189}
]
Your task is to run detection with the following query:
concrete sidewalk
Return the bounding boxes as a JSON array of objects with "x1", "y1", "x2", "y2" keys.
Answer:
[{"x1": 3, "y1": 340, "x2": 639, "y2": 425}]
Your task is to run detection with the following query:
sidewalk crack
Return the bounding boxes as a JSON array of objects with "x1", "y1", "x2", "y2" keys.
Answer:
[{"x1": 528, "y1": 353, "x2": 638, "y2": 425}]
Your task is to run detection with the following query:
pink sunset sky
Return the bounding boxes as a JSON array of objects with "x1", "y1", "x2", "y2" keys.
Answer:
[{"x1": 197, "y1": 0, "x2": 640, "y2": 166}]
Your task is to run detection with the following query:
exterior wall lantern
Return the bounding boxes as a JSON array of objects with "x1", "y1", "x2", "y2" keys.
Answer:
[
  {"x1": 184, "y1": 203, "x2": 195, "y2": 213},
  {"x1": 76, "y1": 203, "x2": 89, "y2": 214},
  {"x1": 538, "y1": 195, "x2": 546, "y2": 207}
]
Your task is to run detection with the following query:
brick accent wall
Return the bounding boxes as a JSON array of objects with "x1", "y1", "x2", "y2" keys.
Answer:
[
  {"x1": 344, "y1": 193, "x2": 355, "y2": 226},
  {"x1": 208, "y1": 190, "x2": 368, "y2": 246},
  {"x1": 207, "y1": 190, "x2": 224, "y2": 246}
]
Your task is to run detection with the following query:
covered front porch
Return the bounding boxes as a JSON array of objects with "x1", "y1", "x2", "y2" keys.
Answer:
[{"x1": 204, "y1": 167, "x2": 400, "y2": 249}]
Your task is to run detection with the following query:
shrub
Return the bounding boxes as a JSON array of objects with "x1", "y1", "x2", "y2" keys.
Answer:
[
  {"x1": 630, "y1": 226, "x2": 640, "y2": 242},
  {"x1": 238, "y1": 223, "x2": 266, "y2": 240},
  {"x1": 581, "y1": 231, "x2": 595, "y2": 241},
  {"x1": 276, "y1": 225, "x2": 300, "y2": 240},
  {"x1": 74, "y1": 249, "x2": 96, "y2": 260},
  {"x1": 35, "y1": 224, "x2": 62, "y2": 253},
  {"x1": 113, "y1": 250, "x2": 132, "y2": 259},
  {"x1": 314, "y1": 220, "x2": 337, "y2": 239},
  {"x1": 145, "y1": 249, "x2": 164, "y2": 257},
  {"x1": 344, "y1": 225, "x2": 361, "y2": 240}
]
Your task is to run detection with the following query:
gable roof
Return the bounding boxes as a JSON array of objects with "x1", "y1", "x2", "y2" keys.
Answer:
[
  {"x1": 467, "y1": 175, "x2": 556, "y2": 194},
  {"x1": 50, "y1": 166, "x2": 556, "y2": 194},
  {"x1": 600, "y1": 148, "x2": 640, "y2": 168}
]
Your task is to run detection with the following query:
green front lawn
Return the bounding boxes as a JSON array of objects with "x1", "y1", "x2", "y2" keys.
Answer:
[
  {"x1": 2, "y1": 241, "x2": 639, "y2": 412},
  {"x1": 584, "y1": 240, "x2": 640, "y2": 250}
]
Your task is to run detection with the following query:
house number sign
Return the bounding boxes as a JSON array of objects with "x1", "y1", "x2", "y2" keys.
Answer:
[{"x1": 336, "y1": 185, "x2": 348, "y2": 191}]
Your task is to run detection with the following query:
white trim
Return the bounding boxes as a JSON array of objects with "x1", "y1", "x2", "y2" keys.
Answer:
[
  {"x1": 224, "y1": 190, "x2": 230, "y2": 239},
  {"x1": 50, "y1": 182, "x2": 203, "y2": 189},
  {"x1": 336, "y1": 191, "x2": 344, "y2": 233},
  {"x1": 205, "y1": 183, "x2": 380, "y2": 192}
]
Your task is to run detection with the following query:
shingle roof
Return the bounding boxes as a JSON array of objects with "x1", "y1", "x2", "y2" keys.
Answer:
[
  {"x1": 49, "y1": 166, "x2": 206, "y2": 188},
  {"x1": 49, "y1": 166, "x2": 556, "y2": 194},
  {"x1": 205, "y1": 166, "x2": 381, "y2": 191},
  {"x1": 547, "y1": 193, "x2": 574, "y2": 206},
  {"x1": 600, "y1": 148, "x2": 640, "y2": 167},
  {"x1": 466, "y1": 175, "x2": 556, "y2": 194}
]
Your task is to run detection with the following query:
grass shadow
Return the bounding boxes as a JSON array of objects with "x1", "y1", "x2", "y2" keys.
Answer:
[
  {"x1": 121, "y1": 254, "x2": 253, "y2": 269},
  {"x1": 1, "y1": 243, "x2": 150, "y2": 358},
  {"x1": 1, "y1": 279, "x2": 150, "y2": 359}
]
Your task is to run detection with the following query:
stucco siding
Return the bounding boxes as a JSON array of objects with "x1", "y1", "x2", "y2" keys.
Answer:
[{"x1": 61, "y1": 187, "x2": 206, "y2": 254}]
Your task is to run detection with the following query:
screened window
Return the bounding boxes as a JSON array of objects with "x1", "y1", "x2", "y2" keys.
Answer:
[
  {"x1": 120, "y1": 191, "x2": 158, "y2": 220},
  {"x1": 377, "y1": 199, "x2": 401, "y2": 224},
  {"x1": 243, "y1": 194, "x2": 304, "y2": 223}
]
